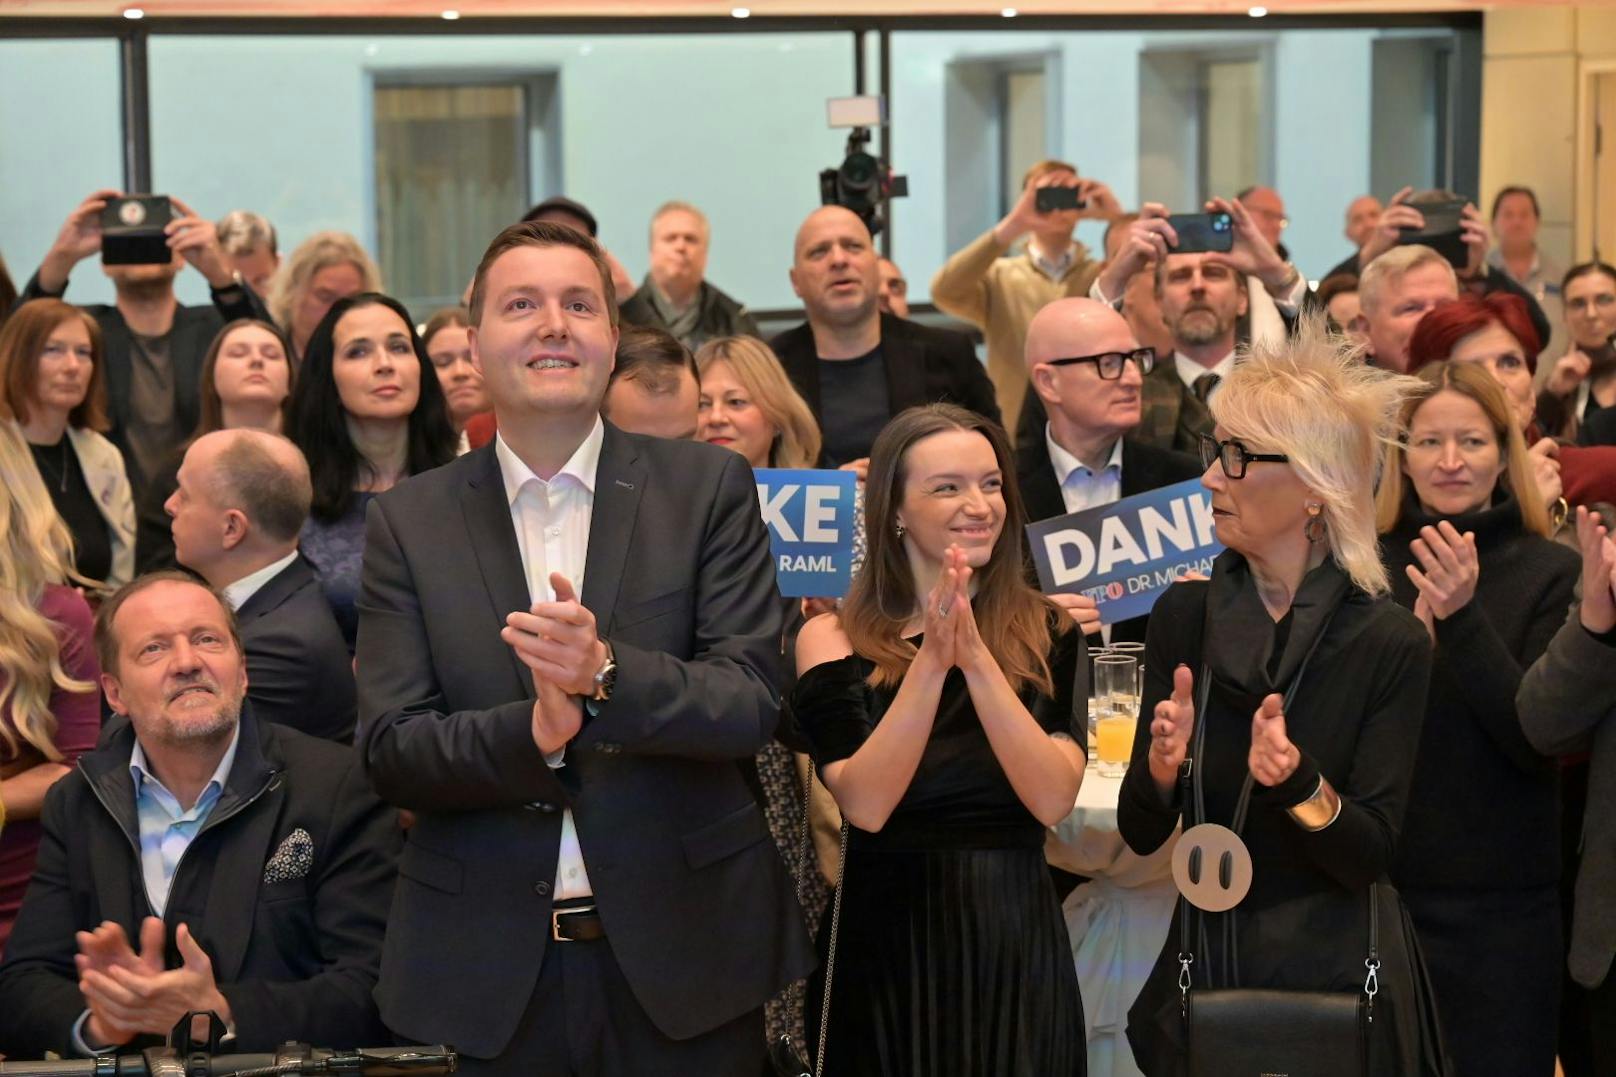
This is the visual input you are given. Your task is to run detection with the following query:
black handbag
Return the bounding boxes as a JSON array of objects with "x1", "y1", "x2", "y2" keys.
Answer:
[
  {"x1": 1174, "y1": 618, "x2": 1382, "y2": 1077},
  {"x1": 769, "y1": 762, "x2": 849, "y2": 1077}
]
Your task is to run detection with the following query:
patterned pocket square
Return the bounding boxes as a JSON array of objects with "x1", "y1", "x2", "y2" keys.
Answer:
[{"x1": 263, "y1": 828, "x2": 314, "y2": 884}]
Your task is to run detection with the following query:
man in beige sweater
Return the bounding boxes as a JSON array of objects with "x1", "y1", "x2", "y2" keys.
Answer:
[{"x1": 930, "y1": 159, "x2": 1122, "y2": 434}]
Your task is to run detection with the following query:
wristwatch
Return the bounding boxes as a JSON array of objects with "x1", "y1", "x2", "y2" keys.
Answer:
[
  {"x1": 589, "y1": 640, "x2": 617, "y2": 703},
  {"x1": 211, "y1": 269, "x2": 247, "y2": 301}
]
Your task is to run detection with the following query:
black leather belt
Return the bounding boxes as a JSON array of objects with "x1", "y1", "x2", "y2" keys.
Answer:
[{"x1": 551, "y1": 901, "x2": 605, "y2": 942}]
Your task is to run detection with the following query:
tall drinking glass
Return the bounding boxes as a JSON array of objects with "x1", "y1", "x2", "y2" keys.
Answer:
[{"x1": 1093, "y1": 653, "x2": 1139, "y2": 778}]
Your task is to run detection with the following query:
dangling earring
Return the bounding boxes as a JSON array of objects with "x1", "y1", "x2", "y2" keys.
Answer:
[
  {"x1": 1304, "y1": 503, "x2": 1326, "y2": 544},
  {"x1": 895, "y1": 521, "x2": 907, "y2": 537}
]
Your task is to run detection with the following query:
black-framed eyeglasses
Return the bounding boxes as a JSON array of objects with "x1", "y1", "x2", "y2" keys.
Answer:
[
  {"x1": 1044, "y1": 347, "x2": 1156, "y2": 379},
  {"x1": 1199, "y1": 433, "x2": 1289, "y2": 479}
]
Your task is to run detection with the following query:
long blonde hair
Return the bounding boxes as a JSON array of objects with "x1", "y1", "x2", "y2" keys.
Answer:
[
  {"x1": 694, "y1": 336, "x2": 822, "y2": 468},
  {"x1": 1376, "y1": 360, "x2": 1550, "y2": 536},
  {"x1": 0, "y1": 421, "x2": 96, "y2": 761},
  {"x1": 1213, "y1": 316, "x2": 1425, "y2": 596}
]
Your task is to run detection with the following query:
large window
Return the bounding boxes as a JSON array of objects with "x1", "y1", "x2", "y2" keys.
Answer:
[
  {"x1": 374, "y1": 81, "x2": 536, "y2": 315},
  {"x1": 0, "y1": 39, "x2": 126, "y2": 307},
  {"x1": 145, "y1": 32, "x2": 855, "y2": 313}
]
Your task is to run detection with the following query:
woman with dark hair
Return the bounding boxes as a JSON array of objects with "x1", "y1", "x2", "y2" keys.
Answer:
[
  {"x1": 1407, "y1": 291, "x2": 1616, "y2": 512},
  {"x1": 134, "y1": 318, "x2": 296, "y2": 571},
  {"x1": 1119, "y1": 320, "x2": 1446, "y2": 1075},
  {"x1": 1538, "y1": 262, "x2": 1616, "y2": 439},
  {"x1": 0, "y1": 298, "x2": 133, "y2": 592},
  {"x1": 288, "y1": 292, "x2": 456, "y2": 649},
  {"x1": 1376, "y1": 361, "x2": 1577, "y2": 1077},
  {"x1": 791, "y1": 402, "x2": 1087, "y2": 1076}
]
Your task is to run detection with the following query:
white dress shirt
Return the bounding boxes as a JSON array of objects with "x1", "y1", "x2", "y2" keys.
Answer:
[
  {"x1": 1046, "y1": 426, "x2": 1124, "y2": 645},
  {"x1": 495, "y1": 418, "x2": 605, "y2": 902},
  {"x1": 220, "y1": 549, "x2": 300, "y2": 612},
  {"x1": 1174, "y1": 350, "x2": 1237, "y2": 404}
]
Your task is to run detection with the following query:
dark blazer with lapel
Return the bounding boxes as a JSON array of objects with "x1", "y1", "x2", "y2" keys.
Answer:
[
  {"x1": 238, "y1": 553, "x2": 357, "y2": 743},
  {"x1": 769, "y1": 311, "x2": 1001, "y2": 462},
  {"x1": 20, "y1": 272, "x2": 265, "y2": 491},
  {"x1": 355, "y1": 423, "x2": 813, "y2": 1059},
  {"x1": 1016, "y1": 433, "x2": 1202, "y2": 645},
  {"x1": 0, "y1": 707, "x2": 397, "y2": 1058}
]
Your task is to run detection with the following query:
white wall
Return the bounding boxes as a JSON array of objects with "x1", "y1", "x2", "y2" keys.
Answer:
[
  {"x1": 2, "y1": 25, "x2": 1433, "y2": 318},
  {"x1": 0, "y1": 40, "x2": 127, "y2": 307},
  {"x1": 142, "y1": 33, "x2": 853, "y2": 311}
]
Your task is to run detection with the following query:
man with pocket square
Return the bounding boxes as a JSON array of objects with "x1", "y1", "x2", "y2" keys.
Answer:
[
  {"x1": 356, "y1": 220, "x2": 812, "y2": 1074},
  {"x1": 0, "y1": 573, "x2": 397, "y2": 1060}
]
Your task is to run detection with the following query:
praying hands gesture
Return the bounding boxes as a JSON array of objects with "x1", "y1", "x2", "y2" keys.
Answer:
[
  {"x1": 1405, "y1": 521, "x2": 1480, "y2": 640},
  {"x1": 501, "y1": 572, "x2": 607, "y2": 754},
  {"x1": 76, "y1": 919, "x2": 230, "y2": 1048}
]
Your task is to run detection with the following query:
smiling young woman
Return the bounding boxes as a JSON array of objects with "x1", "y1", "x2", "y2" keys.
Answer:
[{"x1": 791, "y1": 403, "x2": 1086, "y2": 1077}]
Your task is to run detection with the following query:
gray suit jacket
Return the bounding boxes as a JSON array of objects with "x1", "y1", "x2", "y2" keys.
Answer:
[{"x1": 1517, "y1": 605, "x2": 1616, "y2": 988}]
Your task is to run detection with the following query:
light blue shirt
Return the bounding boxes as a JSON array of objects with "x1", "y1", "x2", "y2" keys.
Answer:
[{"x1": 129, "y1": 728, "x2": 240, "y2": 916}]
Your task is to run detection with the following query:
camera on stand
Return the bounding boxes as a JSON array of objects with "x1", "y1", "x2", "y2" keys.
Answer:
[{"x1": 819, "y1": 96, "x2": 907, "y2": 238}]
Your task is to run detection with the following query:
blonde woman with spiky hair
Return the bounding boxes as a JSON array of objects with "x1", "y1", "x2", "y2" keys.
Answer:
[
  {"x1": 0, "y1": 420, "x2": 101, "y2": 949},
  {"x1": 1118, "y1": 318, "x2": 1453, "y2": 1076}
]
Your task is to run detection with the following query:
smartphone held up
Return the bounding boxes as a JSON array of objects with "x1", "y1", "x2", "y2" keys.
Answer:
[{"x1": 100, "y1": 194, "x2": 175, "y2": 266}]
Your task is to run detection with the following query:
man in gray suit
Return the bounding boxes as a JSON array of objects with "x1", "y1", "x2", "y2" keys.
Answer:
[
  {"x1": 356, "y1": 220, "x2": 812, "y2": 1075},
  {"x1": 1518, "y1": 506, "x2": 1616, "y2": 1074}
]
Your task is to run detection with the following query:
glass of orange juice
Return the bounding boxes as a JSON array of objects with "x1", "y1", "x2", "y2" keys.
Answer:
[{"x1": 1096, "y1": 715, "x2": 1137, "y2": 777}]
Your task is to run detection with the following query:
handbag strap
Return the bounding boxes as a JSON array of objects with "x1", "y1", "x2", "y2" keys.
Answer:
[
  {"x1": 1177, "y1": 607, "x2": 1385, "y2": 999},
  {"x1": 794, "y1": 761, "x2": 849, "y2": 1077}
]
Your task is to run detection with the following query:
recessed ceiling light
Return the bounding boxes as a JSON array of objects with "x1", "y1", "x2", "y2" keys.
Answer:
[
  {"x1": 1248, "y1": 5, "x2": 1268, "y2": 15},
  {"x1": 1002, "y1": 7, "x2": 1018, "y2": 16},
  {"x1": 731, "y1": 6, "x2": 751, "y2": 16},
  {"x1": 122, "y1": 6, "x2": 145, "y2": 17},
  {"x1": 441, "y1": 8, "x2": 460, "y2": 18}
]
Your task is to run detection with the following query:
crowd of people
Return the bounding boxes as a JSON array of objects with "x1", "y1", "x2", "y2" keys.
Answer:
[{"x1": 0, "y1": 153, "x2": 1612, "y2": 1077}]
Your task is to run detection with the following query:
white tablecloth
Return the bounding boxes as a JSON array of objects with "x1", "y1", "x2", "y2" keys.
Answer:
[{"x1": 1046, "y1": 770, "x2": 1179, "y2": 1077}]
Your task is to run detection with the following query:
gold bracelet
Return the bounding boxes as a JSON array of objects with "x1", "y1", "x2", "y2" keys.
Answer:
[{"x1": 1286, "y1": 776, "x2": 1343, "y2": 832}]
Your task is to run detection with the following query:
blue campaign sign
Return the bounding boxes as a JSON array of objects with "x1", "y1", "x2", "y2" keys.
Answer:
[
  {"x1": 1026, "y1": 478, "x2": 1225, "y2": 626},
  {"x1": 755, "y1": 468, "x2": 859, "y2": 598}
]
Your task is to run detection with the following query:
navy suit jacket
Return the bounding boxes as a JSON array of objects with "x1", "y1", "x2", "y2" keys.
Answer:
[{"x1": 355, "y1": 422, "x2": 813, "y2": 1059}]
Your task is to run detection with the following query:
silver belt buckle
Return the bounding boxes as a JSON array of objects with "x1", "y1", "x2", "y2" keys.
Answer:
[{"x1": 550, "y1": 903, "x2": 595, "y2": 942}]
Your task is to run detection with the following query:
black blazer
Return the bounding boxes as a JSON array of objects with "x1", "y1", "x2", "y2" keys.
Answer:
[
  {"x1": 19, "y1": 272, "x2": 265, "y2": 491},
  {"x1": 238, "y1": 553, "x2": 358, "y2": 743},
  {"x1": 769, "y1": 311, "x2": 1001, "y2": 461},
  {"x1": 1015, "y1": 434, "x2": 1202, "y2": 645},
  {"x1": 0, "y1": 707, "x2": 397, "y2": 1058},
  {"x1": 355, "y1": 424, "x2": 814, "y2": 1059}
]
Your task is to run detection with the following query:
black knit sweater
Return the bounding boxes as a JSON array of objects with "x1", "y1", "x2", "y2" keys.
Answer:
[{"x1": 1382, "y1": 493, "x2": 1579, "y2": 891}]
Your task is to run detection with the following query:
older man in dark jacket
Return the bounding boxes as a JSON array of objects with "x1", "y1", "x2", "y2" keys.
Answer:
[{"x1": 0, "y1": 574, "x2": 396, "y2": 1061}]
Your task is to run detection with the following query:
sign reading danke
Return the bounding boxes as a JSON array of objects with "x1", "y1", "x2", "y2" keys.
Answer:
[
  {"x1": 1027, "y1": 479, "x2": 1224, "y2": 626},
  {"x1": 755, "y1": 468, "x2": 858, "y2": 598}
]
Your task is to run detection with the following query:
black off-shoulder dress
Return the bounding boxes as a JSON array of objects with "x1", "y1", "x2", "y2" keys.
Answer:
[{"x1": 790, "y1": 628, "x2": 1086, "y2": 1077}]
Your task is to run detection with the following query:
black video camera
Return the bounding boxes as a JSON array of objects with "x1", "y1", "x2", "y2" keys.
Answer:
[{"x1": 819, "y1": 97, "x2": 907, "y2": 237}]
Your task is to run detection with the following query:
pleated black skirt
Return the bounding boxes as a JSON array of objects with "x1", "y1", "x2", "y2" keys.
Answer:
[{"x1": 806, "y1": 843, "x2": 1085, "y2": 1077}]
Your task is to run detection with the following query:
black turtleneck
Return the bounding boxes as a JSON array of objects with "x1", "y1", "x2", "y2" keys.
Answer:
[{"x1": 1381, "y1": 492, "x2": 1579, "y2": 890}]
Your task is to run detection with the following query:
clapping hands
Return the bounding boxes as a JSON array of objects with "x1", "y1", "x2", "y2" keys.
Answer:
[
  {"x1": 916, "y1": 545, "x2": 991, "y2": 677},
  {"x1": 1405, "y1": 521, "x2": 1480, "y2": 640}
]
